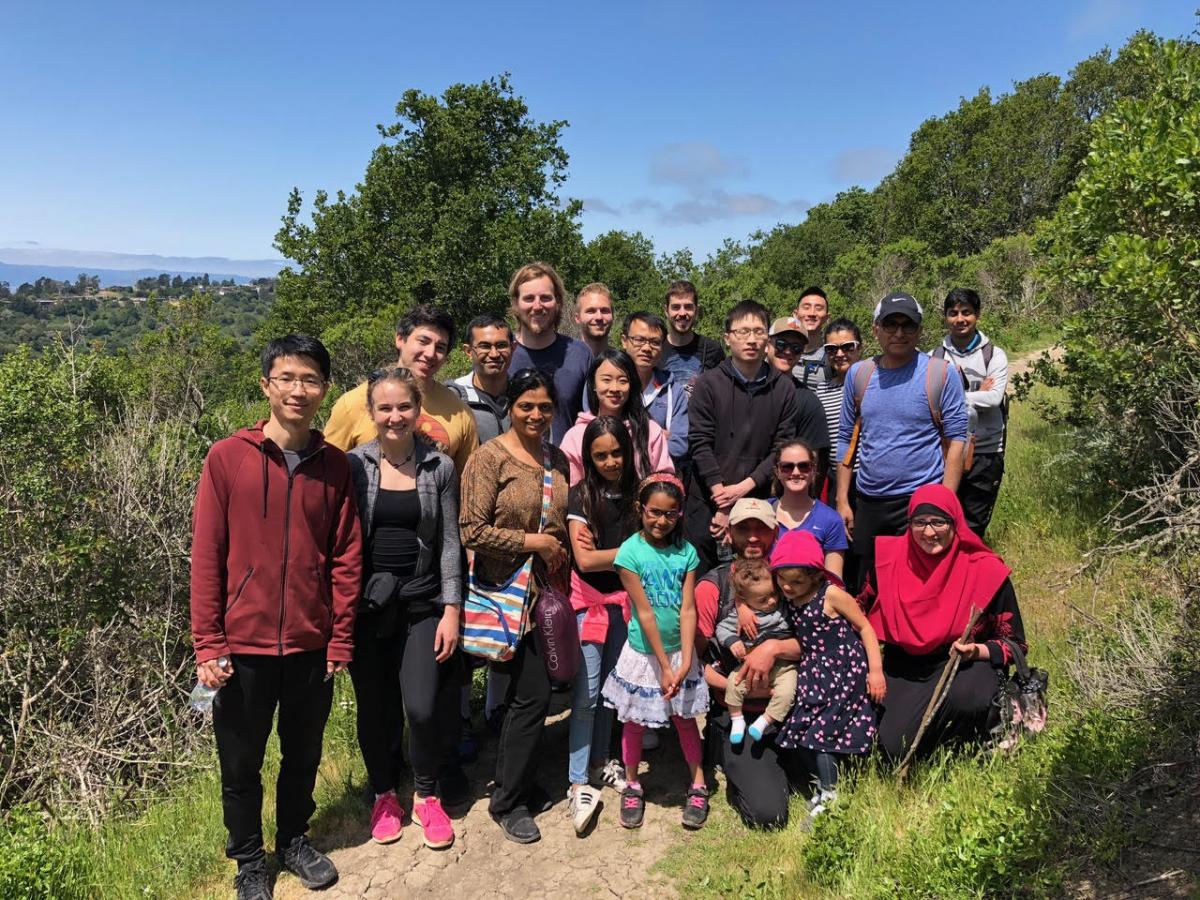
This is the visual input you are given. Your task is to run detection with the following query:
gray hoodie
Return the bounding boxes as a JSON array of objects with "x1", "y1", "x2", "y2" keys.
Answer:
[{"x1": 937, "y1": 330, "x2": 1009, "y2": 454}]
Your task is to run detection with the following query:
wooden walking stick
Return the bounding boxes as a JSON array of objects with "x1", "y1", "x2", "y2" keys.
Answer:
[{"x1": 896, "y1": 606, "x2": 982, "y2": 782}]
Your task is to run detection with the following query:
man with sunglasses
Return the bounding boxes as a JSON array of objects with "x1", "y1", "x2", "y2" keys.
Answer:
[
  {"x1": 835, "y1": 292, "x2": 968, "y2": 591},
  {"x1": 767, "y1": 316, "x2": 830, "y2": 483}
]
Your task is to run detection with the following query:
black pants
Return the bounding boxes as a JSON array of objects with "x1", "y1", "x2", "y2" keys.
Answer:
[
  {"x1": 489, "y1": 631, "x2": 552, "y2": 817},
  {"x1": 851, "y1": 491, "x2": 912, "y2": 593},
  {"x1": 708, "y1": 707, "x2": 810, "y2": 830},
  {"x1": 958, "y1": 452, "x2": 1005, "y2": 540},
  {"x1": 213, "y1": 649, "x2": 332, "y2": 864},
  {"x1": 876, "y1": 655, "x2": 1001, "y2": 760},
  {"x1": 349, "y1": 607, "x2": 459, "y2": 797}
]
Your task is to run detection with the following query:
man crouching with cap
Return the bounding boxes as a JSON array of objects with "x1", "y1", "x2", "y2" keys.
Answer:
[
  {"x1": 834, "y1": 292, "x2": 969, "y2": 592},
  {"x1": 692, "y1": 499, "x2": 808, "y2": 829}
]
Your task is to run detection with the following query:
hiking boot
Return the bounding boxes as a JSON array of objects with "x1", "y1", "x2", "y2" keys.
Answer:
[
  {"x1": 369, "y1": 791, "x2": 404, "y2": 844},
  {"x1": 278, "y1": 835, "x2": 337, "y2": 890},
  {"x1": 681, "y1": 786, "x2": 710, "y2": 830},
  {"x1": 234, "y1": 859, "x2": 273, "y2": 900},
  {"x1": 619, "y1": 785, "x2": 645, "y2": 829},
  {"x1": 567, "y1": 784, "x2": 602, "y2": 835},
  {"x1": 493, "y1": 805, "x2": 541, "y2": 844},
  {"x1": 589, "y1": 759, "x2": 627, "y2": 792},
  {"x1": 412, "y1": 796, "x2": 455, "y2": 849}
]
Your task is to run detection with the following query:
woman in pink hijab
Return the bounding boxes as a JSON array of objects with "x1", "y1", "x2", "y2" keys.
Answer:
[{"x1": 860, "y1": 483, "x2": 1026, "y2": 759}]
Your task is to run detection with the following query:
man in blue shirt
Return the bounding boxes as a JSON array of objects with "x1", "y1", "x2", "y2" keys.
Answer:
[
  {"x1": 835, "y1": 292, "x2": 968, "y2": 591},
  {"x1": 507, "y1": 262, "x2": 593, "y2": 443}
]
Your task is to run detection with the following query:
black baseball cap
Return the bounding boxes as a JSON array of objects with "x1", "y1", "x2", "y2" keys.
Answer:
[{"x1": 873, "y1": 292, "x2": 924, "y2": 325}]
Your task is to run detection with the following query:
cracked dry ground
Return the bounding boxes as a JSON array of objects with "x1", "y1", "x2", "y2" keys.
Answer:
[{"x1": 276, "y1": 695, "x2": 698, "y2": 899}]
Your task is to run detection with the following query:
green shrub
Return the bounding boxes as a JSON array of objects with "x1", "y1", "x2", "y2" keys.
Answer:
[{"x1": 0, "y1": 806, "x2": 89, "y2": 900}]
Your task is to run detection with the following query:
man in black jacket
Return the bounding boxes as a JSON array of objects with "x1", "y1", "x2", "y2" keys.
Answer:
[{"x1": 684, "y1": 300, "x2": 799, "y2": 571}]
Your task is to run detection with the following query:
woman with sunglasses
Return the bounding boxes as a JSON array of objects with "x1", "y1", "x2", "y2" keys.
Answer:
[
  {"x1": 459, "y1": 368, "x2": 570, "y2": 844},
  {"x1": 860, "y1": 484, "x2": 1027, "y2": 761},
  {"x1": 770, "y1": 440, "x2": 848, "y2": 578}
]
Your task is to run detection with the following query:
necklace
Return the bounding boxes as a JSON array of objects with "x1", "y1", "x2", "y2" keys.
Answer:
[{"x1": 383, "y1": 447, "x2": 415, "y2": 469}]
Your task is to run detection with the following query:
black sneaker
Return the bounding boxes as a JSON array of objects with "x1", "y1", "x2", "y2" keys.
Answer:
[
  {"x1": 278, "y1": 835, "x2": 337, "y2": 890},
  {"x1": 681, "y1": 786, "x2": 709, "y2": 829},
  {"x1": 493, "y1": 805, "x2": 541, "y2": 844},
  {"x1": 619, "y1": 785, "x2": 645, "y2": 829},
  {"x1": 234, "y1": 860, "x2": 273, "y2": 900}
]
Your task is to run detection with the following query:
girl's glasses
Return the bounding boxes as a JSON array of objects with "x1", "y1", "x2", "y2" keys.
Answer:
[
  {"x1": 777, "y1": 461, "x2": 813, "y2": 475},
  {"x1": 643, "y1": 507, "x2": 681, "y2": 521}
]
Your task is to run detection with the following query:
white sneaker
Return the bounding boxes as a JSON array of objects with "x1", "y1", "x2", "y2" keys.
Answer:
[
  {"x1": 589, "y1": 759, "x2": 627, "y2": 792},
  {"x1": 568, "y1": 784, "x2": 601, "y2": 834},
  {"x1": 642, "y1": 729, "x2": 660, "y2": 751}
]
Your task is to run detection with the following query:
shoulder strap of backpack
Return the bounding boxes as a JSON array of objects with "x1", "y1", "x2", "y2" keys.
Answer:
[
  {"x1": 925, "y1": 356, "x2": 949, "y2": 433},
  {"x1": 852, "y1": 357, "x2": 879, "y2": 414},
  {"x1": 931, "y1": 345, "x2": 946, "y2": 360},
  {"x1": 982, "y1": 343, "x2": 994, "y2": 369}
]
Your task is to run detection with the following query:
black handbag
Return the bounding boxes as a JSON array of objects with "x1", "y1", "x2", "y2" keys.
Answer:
[{"x1": 991, "y1": 638, "x2": 1048, "y2": 751}]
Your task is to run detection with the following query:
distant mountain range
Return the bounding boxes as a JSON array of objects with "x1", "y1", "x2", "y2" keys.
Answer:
[{"x1": 0, "y1": 247, "x2": 284, "y2": 288}]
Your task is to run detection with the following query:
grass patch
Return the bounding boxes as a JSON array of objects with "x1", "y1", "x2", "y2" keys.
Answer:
[{"x1": 659, "y1": 373, "x2": 1160, "y2": 897}]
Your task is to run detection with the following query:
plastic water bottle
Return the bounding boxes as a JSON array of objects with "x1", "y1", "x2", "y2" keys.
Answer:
[{"x1": 189, "y1": 657, "x2": 229, "y2": 714}]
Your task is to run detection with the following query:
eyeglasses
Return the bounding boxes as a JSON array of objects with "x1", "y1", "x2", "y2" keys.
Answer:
[
  {"x1": 823, "y1": 340, "x2": 861, "y2": 355},
  {"x1": 777, "y1": 460, "x2": 813, "y2": 475},
  {"x1": 727, "y1": 327, "x2": 768, "y2": 339},
  {"x1": 878, "y1": 319, "x2": 920, "y2": 335},
  {"x1": 772, "y1": 337, "x2": 806, "y2": 355},
  {"x1": 625, "y1": 335, "x2": 664, "y2": 349},
  {"x1": 267, "y1": 375, "x2": 326, "y2": 392},
  {"x1": 910, "y1": 517, "x2": 953, "y2": 532},
  {"x1": 643, "y1": 507, "x2": 682, "y2": 521},
  {"x1": 473, "y1": 341, "x2": 511, "y2": 354}
]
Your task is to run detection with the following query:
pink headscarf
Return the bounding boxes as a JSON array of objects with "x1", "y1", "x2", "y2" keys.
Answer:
[{"x1": 868, "y1": 484, "x2": 1011, "y2": 654}]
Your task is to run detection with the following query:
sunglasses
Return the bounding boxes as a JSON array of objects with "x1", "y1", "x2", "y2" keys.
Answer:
[
  {"x1": 822, "y1": 340, "x2": 861, "y2": 355},
  {"x1": 777, "y1": 460, "x2": 813, "y2": 475},
  {"x1": 771, "y1": 337, "x2": 806, "y2": 355}
]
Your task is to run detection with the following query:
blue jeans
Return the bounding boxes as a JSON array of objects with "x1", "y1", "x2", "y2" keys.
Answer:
[{"x1": 568, "y1": 606, "x2": 627, "y2": 785}]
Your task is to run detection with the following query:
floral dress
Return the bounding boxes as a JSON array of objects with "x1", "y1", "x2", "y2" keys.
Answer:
[{"x1": 776, "y1": 583, "x2": 877, "y2": 755}]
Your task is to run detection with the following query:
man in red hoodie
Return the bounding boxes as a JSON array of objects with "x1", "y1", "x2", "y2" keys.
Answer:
[{"x1": 191, "y1": 335, "x2": 362, "y2": 900}]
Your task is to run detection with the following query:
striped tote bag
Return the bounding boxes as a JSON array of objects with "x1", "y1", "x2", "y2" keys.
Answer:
[{"x1": 460, "y1": 448, "x2": 553, "y2": 662}]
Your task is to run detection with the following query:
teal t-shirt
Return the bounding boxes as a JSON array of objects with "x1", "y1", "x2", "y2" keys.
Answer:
[{"x1": 613, "y1": 533, "x2": 700, "y2": 654}]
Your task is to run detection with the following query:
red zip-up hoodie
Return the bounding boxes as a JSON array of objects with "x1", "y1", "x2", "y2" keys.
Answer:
[{"x1": 190, "y1": 423, "x2": 362, "y2": 664}]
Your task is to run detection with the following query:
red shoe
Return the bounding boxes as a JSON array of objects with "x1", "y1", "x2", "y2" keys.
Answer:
[
  {"x1": 370, "y1": 791, "x2": 404, "y2": 844},
  {"x1": 413, "y1": 796, "x2": 455, "y2": 849}
]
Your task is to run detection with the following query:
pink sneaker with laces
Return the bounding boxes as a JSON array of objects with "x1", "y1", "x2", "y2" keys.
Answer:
[
  {"x1": 413, "y1": 796, "x2": 455, "y2": 849},
  {"x1": 370, "y1": 791, "x2": 404, "y2": 844}
]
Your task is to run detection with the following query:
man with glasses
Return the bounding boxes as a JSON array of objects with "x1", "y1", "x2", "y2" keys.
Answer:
[
  {"x1": 450, "y1": 314, "x2": 515, "y2": 445},
  {"x1": 573, "y1": 282, "x2": 616, "y2": 358},
  {"x1": 767, "y1": 315, "x2": 830, "y2": 482},
  {"x1": 620, "y1": 311, "x2": 690, "y2": 465},
  {"x1": 686, "y1": 300, "x2": 799, "y2": 571},
  {"x1": 325, "y1": 305, "x2": 478, "y2": 474},
  {"x1": 836, "y1": 292, "x2": 968, "y2": 590},
  {"x1": 660, "y1": 280, "x2": 725, "y2": 395},
  {"x1": 792, "y1": 287, "x2": 831, "y2": 389},
  {"x1": 191, "y1": 336, "x2": 362, "y2": 899},
  {"x1": 508, "y1": 261, "x2": 593, "y2": 443}
]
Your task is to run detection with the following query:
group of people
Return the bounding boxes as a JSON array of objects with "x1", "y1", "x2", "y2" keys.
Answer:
[{"x1": 189, "y1": 263, "x2": 1026, "y2": 899}]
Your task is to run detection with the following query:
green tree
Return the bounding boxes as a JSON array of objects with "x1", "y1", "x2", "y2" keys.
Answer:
[
  {"x1": 579, "y1": 230, "x2": 663, "y2": 319},
  {"x1": 1039, "y1": 34, "x2": 1200, "y2": 491},
  {"x1": 268, "y1": 74, "x2": 585, "y2": 340}
]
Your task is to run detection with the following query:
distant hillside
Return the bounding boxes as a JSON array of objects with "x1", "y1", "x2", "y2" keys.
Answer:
[{"x1": 0, "y1": 262, "x2": 258, "y2": 289}]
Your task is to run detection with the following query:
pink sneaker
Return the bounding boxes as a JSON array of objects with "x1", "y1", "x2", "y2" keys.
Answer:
[
  {"x1": 370, "y1": 791, "x2": 404, "y2": 844},
  {"x1": 412, "y1": 796, "x2": 455, "y2": 849}
]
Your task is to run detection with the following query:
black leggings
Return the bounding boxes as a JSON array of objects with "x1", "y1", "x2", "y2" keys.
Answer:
[
  {"x1": 489, "y1": 631, "x2": 552, "y2": 817},
  {"x1": 851, "y1": 491, "x2": 911, "y2": 593},
  {"x1": 349, "y1": 608, "x2": 458, "y2": 797}
]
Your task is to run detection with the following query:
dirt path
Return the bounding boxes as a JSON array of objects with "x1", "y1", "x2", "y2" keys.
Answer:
[{"x1": 276, "y1": 694, "x2": 698, "y2": 900}]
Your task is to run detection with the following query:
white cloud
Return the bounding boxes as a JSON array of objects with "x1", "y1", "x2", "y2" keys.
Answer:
[
  {"x1": 581, "y1": 197, "x2": 621, "y2": 215},
  {"x1": 649, "y1": 141, "x2": 747, "y2": 186},
  {"x1": 833, "y1": 147, "x2": 898, "y2": 184}
]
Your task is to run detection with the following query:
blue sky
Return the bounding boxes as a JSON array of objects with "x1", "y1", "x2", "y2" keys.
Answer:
[{"x1": 0, "y1": 1, "x2": 1193, "y2": 268}]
